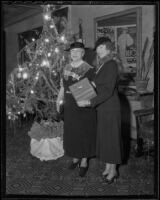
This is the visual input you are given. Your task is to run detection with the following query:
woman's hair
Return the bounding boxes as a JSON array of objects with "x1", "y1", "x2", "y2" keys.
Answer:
[
  {"x1": 103, "y1": 40, "x2": 113, "y2": 51},
  {"x1": 94, "y1": 37, "x2": 113, "y2": 51},
  {"x1": 81, "y1": 48, "x2": 85, "y2": 57}
]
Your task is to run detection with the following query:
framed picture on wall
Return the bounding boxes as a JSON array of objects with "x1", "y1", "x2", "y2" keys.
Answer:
[
  {"x1": 96, "y1": 26, "x2": 116, "y2": 42},
  {"x1": 116, "y1": 25, "x2": 136, "y2": 73},
  {"x1": 51, "y1": 7, "x2": 68, "y2": 34}
]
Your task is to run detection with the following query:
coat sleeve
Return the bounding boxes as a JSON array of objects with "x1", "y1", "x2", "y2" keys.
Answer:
[
  {"x1": 86, "y1": 67, "x2": 96, "y2": 82},
  {"x1": 90, "y1": 61, "x2": 118, "y2": 107}
]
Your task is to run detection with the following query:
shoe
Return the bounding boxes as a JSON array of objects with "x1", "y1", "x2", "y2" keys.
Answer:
[
  {"x1": 104, "y1": 174, "x2": 119, "y2": 184},
  {"x1": 79, "y1": 165, "x2": 89, "y2": 177},
  {"x1": 102, "y1": 171, "x2": 110, "y2": 177},
  {"x1": 102, "y1": 173, "x2": 109, "y2": 180},
  {"x1": 68, "y1": 160, "x2": 80, "y2": 170},
  {"x1": 79, "y1": 160, "x2": 89, "y2": 177}
]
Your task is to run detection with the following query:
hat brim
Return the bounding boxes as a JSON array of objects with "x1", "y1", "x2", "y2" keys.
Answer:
[{"x1": 64, "y1": 47, "x2": 86, "y2": 51}]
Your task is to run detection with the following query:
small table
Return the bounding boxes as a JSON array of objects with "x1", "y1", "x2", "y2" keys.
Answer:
[{"x1": 132, "y1": 91, "x2": 154, "y2": 156}]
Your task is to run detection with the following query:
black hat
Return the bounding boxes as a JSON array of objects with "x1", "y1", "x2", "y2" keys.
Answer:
[
  {"x1": 65, "y1": 42, "x2": 85, "y2": 51},
  {"x1": 94, "y1": 37, "x2": 111, "y2": 51}
]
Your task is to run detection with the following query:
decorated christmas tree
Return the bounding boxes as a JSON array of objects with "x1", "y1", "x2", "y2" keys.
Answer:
[{"x1": 6, "y1": 5, "x2": 73, "y2": 123}]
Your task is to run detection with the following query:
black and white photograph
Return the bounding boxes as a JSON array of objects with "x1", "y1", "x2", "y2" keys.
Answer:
[{"x1": 1, "y1": 1, "x2": 159, "y2": 198}]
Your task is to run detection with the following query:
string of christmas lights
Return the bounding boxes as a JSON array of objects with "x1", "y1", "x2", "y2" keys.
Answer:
[{"x1": 6, "y1": 4, "x2": 73, "y2": 122}]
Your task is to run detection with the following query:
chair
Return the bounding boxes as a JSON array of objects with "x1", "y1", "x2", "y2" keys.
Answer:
[{"x1": 133, "y1": 107, "x2": 154, "y2": 160}]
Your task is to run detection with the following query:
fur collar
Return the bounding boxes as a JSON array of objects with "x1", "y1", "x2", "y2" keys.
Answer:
[{"x1": 98, "y1": 54, "x2": 113, "y2": 66}]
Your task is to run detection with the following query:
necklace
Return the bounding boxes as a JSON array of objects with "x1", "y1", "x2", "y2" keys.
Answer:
[
  {"x1": 96, "y1": 63, "x2": 104, "y2": 74},
  {"x1": 71, "y1": 60, "x2": 84, "y2": 68}
]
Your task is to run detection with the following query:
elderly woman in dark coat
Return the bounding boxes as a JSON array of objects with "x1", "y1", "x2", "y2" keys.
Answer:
[
  {"x1": 78, "y1": 37, "x2": 123, "y2": 184},
  {"x1": 56, "y1": 42, "x2": 97, "y2": 177}
]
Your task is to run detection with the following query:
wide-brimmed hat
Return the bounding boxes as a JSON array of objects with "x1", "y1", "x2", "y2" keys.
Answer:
[
  {"x1": 65, "y1": 42, "x2": 85, "y2": 51},
  {"x1": 94, "y1": 37, "x2": 111, "y2": 51}
]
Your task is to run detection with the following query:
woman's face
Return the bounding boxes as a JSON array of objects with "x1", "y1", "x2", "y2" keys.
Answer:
[
  {"x1": 70, "y1": 48, "x2": 84, "y2": 62},
  {"x1": 96, "y1": 44, "x2": 110, "y2": 58}
]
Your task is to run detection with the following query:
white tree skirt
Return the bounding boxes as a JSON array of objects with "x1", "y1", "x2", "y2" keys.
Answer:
[{"x1": 30, "y1": 137, "x2": 64, "y2": 161}]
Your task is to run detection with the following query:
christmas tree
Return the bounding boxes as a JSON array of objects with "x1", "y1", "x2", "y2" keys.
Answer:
[{"x1": 6, "y1": 5, "x2": 73, "y2": 123}]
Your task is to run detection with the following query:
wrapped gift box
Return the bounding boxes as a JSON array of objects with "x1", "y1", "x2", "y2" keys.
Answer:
[{"x1": 69, "y1": 78, "x2": 97, "y2": 104}]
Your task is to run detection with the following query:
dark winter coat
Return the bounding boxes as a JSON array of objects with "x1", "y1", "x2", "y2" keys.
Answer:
[{"x1": 90, "y1": 56, "x2": 122, "y2": 163}]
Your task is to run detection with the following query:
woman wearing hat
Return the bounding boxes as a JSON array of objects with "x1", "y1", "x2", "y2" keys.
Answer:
[
  {"x1": 56, "y1": 42, "x2": 97, "y2": 177},
  {"x1": 78, "y1": 37, "x2": 123, "y2": 184}
]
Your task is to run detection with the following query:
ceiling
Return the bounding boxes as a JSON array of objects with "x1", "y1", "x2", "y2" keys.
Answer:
[
  {"x1": 2, "y1": 2, "x2": 91, "y2": 28},
  {"x1": 2, "y1": 3, "x2": 42, "y2": 28},
  {"x1": 2, "y1": 3, "x2": 136, "y2": 28}
]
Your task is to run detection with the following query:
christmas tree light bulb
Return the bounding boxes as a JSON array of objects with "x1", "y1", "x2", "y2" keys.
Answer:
[
  {"x1": 41, "y1": 60, "x2": 49, "y2": 67},
  {"x1": 41, "y1": 60, "x2": 47, "y2": 66},
  {"x1": 44, "y1": 14, "x2": 51, "y2": 21},
  {"x1": 48, "y1": 52, "x2": 51, "y2": 57},
  {"x1": 50, "y1": 24, "x2": 54, "y2": 28},
  {"x1": 45, "y1": 38, "x2": 49, "y2": 43},
  {"x1": 55, "y1": 48, "x2": 59, "y2": 53},
  {"x1": 22, "y1": 72, "x2": 28, "y2": 79},
  {"x1": 60, "y1": 35, "x2": 65, "y2": 41},
  {"x1": 18, "y1": 67, "x2": 23, "y2": 72},
  {"x1": 17, "y1": 73, "x2": 21, "y2": 78}
]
